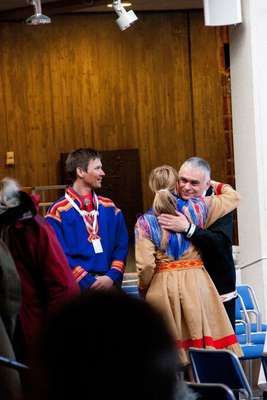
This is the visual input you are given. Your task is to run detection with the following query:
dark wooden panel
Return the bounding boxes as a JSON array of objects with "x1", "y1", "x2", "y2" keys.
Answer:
[{"x1": 0, "y1": 12, "x2": 194, "y2": 212}]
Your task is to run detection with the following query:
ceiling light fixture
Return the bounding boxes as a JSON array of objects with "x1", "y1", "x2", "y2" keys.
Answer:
[
  {"x1": 107, "y1": 2, "x2": 132, "y2": 7},
  {"x1": 26, "y1": 0, "x2": 51, "y2": 25},
  {"x1": 112, "y1": 0, "x2": 138, "y2": 31}
]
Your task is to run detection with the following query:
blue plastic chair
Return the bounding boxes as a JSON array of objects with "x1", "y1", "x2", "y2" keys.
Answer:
[
  {"x1": 235, "y1": 294, "x2": 265, "y2": 345},
  {"x1": 188, "y1": 348, "x2": 253, "y2": 399},
  {"x1": 235, "y1": 293, "x2": 264, "y2": 385},
  {"x1": 121, "y1": 274, "x2": 140, "y2": 298},
  {"x1": 236, "y1": 322, "x2": 267, "y2": 335},
  {"x1": 238, "y1": 332, "x2": 265, "y2": 345},
  {"x1": 187, "y1": 382, "x2": 236, "y2": 400},
  {"x1": 235, "y1": 295, "x2": 250, "y2": 338},
  {"x1": 121, "y1": 284, "x2": 140, "y2": 298},
  {"x1": 240, "y1": 344, "x2": 264, "y2": 359},
  {"x1": 236, "y1": 285, "x2": 267, "y2": 333}
]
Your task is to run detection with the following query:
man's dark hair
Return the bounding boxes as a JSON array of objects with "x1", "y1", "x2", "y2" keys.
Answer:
[
  {"x1": 65, "y1": 148, "x2": 101, "y2": 183},
  {"x1": 182, "y1": 157, "x2": 211, "y2": 178}
]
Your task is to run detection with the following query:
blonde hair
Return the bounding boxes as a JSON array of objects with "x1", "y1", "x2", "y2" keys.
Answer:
[
  {"x1": 148, "y1": 166, "x2": 178, "y2": 250},
  {"x1": 0, "y1": 177, "x2": 21, "y2": 209},
  {"x1": 149, "y1": 165, "x2": 178, "y2": 216}
]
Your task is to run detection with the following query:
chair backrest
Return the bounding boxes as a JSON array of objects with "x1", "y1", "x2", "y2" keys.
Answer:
[
  {"x1": 235, "y1": 294, "x2": 251, "y2": 343},
  {"x1": 235, "y1": 293, "x2": 251, "y2": 322},
  {"x1": 236, "y1": 285, "x2": 255, "y2": 310},
  {"x1": 187, "y1": 382, "x2": 236, "y2": 400},
  {"x1": 237, "y1": 285, "x2": 258, "y2": 311},
  {"x1": 237, "y1": 285, "x2": 262, "y2": 330},
  {"x1": 122, "y1": 273, "x2": 139, "y2": 297},
  {"x1": 188, "y1": 348, "x2": 252, "y2": 398},
  {"x1": 122, "y1": 285, "x2": 140, "y2": 298}
]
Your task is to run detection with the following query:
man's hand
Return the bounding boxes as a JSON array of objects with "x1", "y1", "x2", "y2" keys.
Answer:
[
  {"x1": 157, "y1": 212, "x2": 190, "y2": 233},
  {"x1": 91, "y1": 275, "x2": 114, "y2": 290}
]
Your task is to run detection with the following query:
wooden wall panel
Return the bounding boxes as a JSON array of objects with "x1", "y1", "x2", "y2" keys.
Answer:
[
  {"x1": 189, "y1": 11, "x2": 228, "y2": 181},
  {"x1": 0, "y1": 10, "x2": 232, "y2": 212}
]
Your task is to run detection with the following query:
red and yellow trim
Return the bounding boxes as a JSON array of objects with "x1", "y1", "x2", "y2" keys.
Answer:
[
  {"x1": 214, "y1": 182, "x2": 224, "y2": 195},
  {"x1": 73, "y1": 266, "x2": 88, "y2": 282},
  {"x1": 111, "y1": 260, "x2": 125, "y2": 273},
  {"x1": 66, "y1": 187, "x2": 83, "y2": 208},
  {"x1": 46, "y1": 198, "x2": 72, "y2": 222},
  {"x1": 98, "y1": 196, "x2": 121, "y2": 214},
  {"x1": 156, "y1": 259, "x2": 203, "y2": 272}
]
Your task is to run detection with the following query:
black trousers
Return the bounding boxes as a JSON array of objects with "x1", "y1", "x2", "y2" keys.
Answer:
[{"x1": 223, "y1": 297, "x2": 236, "y2": 331}]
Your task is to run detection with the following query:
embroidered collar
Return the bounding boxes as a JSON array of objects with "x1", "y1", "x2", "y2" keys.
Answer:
[{"x1": 66, "y1": 187, "x2": 98, "y2": 211}]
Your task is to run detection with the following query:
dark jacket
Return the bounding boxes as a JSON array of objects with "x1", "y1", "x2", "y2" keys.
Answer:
[{"x1": 190, "y1": 211, "x2": 236, "y2": 295}]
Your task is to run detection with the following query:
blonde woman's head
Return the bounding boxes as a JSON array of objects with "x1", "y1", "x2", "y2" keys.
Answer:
[
  {"x1": 149, "y1": 165, "x2": 178, "y2": 216},
  {"x1": 0, "y1": 178, "x2": 21, "y2": 210},
  {"x1": 149, "y1": 165, "x2": 178, "y2": 194}
]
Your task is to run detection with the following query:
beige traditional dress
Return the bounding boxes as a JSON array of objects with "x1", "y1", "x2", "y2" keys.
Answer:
[{"x1": 135, "y1": 182, "x2": 243, "y2": 365}]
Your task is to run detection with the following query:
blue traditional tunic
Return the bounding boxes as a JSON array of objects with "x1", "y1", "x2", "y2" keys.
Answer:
[
  {"x1": 135, "y1": 196, "x2": 208, "y2": 260},
  {"x1": 46, "y1": 187, "x2": 128, "y2": 290}
]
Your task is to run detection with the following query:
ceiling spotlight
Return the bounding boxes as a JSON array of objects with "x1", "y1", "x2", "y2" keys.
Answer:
[
  {"x1": 112, "y1": 0, "x2": 138, "y2": 31},
  {"x1": 107, "y1": 2, "x2": 132, "y2": 7},
  {"x1": 26, "y1": 0, "x2": 51, "y2": 25}
]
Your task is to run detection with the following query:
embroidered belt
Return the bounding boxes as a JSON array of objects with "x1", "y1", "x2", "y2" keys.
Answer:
[{"x1": 156, "y1": 259, "x2": 203, "y2": 272}]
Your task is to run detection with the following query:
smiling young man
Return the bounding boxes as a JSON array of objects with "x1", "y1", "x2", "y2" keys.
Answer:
[
  {"x1": 46, "y1": 148, "x2": 128, "y2": 291},
  {"x1": 158, "y1": 157, "x2": 237, "y2": 328}
]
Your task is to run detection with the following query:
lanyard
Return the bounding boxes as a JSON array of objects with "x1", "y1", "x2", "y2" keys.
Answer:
[{"x1": 65, "y1": 192, "x2": 99, "y2": 236}]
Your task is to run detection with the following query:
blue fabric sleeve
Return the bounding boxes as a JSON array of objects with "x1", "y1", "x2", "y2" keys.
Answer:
[
  {"x1": 46, "y1": 216, "x2": 97, "y2": 288},
  {"x1": 106, "y1": 211, "x2": 128, "y2": 283}
]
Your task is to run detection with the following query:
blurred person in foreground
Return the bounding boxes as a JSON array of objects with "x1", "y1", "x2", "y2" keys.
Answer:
[
  {"x1": 0, "y1": 239, "x2": 22, "y2": 400},
  {"x1": 0, "y1": 177, "x2": 80, "y2": 364},
  {"x1": 29, "y1": 290, "x2": 195, "y2": 400}
]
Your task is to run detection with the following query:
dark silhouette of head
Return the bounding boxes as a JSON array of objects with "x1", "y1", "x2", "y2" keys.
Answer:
[{"x1": 32, "y1": 290, "x2": 183, "y2": 400}]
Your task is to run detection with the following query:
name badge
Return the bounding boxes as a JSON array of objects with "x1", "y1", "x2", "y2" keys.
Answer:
[{"x1": 92, "y1": 238, "x2": 103, "y2": 254}]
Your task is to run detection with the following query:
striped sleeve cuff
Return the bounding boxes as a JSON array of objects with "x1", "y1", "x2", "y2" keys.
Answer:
[
  {"x1": 111, "y1": 260, "x2": 125, "y2": 273},
  {"x1": 106, "y1": 260, "x2": 125, "y2": 283},
  {"x1": 73, "y1": 266, "x2": 88, "y2": 282}
]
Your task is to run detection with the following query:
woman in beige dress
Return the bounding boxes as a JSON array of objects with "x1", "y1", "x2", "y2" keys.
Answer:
[{"x1": 135, "y1": 165, "x2": 242, "y2": 365}]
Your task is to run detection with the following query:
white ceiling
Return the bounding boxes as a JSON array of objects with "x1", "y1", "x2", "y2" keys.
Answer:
[{"x1": 0, "y1": 0, "x2": 203, "y2": 13}]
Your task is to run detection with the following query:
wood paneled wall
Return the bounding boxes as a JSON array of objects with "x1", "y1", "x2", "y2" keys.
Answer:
[{"x1": 0, "y1": 11, "x2": 233, "y2": 210}]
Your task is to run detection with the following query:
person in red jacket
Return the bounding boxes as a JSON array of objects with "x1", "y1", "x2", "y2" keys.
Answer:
[{"x1": 0, "y1": 177, "x2": 80, "y2": 363}]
